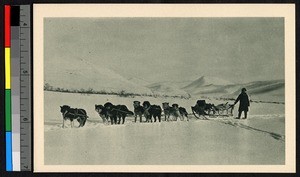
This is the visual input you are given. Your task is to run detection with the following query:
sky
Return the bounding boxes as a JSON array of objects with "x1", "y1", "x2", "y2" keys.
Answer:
[{"x1": 44, "y1": 17, "x2": 284, "y2": 83}]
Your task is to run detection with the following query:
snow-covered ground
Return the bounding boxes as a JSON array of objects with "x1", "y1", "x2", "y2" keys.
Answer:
[{"x1": 44, "y1": 91, "x2": 285, "y2": 165}]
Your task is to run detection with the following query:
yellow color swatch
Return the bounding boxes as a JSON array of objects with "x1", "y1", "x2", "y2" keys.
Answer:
[{"x1": 5, "y1": 48, "x2": 11, "y2": 89}]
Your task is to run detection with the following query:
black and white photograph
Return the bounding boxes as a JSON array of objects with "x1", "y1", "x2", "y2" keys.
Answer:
[{"x1": 33, "y1": 4, "x2": 295, "y2": 172}]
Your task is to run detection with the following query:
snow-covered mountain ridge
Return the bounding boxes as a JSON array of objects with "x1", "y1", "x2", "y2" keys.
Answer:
[{"x1": 45, "y1": 57, "x2": 284, "y2": 101}]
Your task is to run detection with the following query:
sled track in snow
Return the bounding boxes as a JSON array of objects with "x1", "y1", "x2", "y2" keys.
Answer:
[{"x1": 212, "y1": 119, "x2": 285, "y2": 142}]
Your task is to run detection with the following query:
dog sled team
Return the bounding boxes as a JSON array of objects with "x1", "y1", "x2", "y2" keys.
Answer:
[
  {"x1": 94, "y1": 101, "x2": 189, "y2": 125},
  {"x1": 60, "y1": 101, "x2": 189, "y2": 128},
  {"x1": 60, "y1": 88, "x2": 250, "y2": 128},
  {"x1": 60, "y1": 100, "x2": 238, "y2": 128}
]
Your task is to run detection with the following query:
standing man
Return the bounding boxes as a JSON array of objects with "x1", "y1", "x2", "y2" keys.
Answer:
[{"x1": 233, "y1": 88, "x2": 250, "y2": 119}]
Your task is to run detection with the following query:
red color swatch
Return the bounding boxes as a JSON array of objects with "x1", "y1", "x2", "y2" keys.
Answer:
[{"x1": 5, "y1": 5, "x2": 11, "y2": 47}]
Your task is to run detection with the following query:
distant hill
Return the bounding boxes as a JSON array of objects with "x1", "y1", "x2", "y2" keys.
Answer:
[
  {"x1": 45, "y1": 57, "x2": 284, "y2": 102},
  {"x1": 157, "y1": 80, "x2": 194, "y2": 89},
  {"x1": 146, "y1": 82, "x2": 190, "y2": 97},
  {"x1": 44, "y1": 57, "x2": 153, "y2": 95},
  {"x1": 128, "y1": 77, "x2": 150, "y2": 87},
  {"x1": 181, "y1": 76, "x2": 284, "y2": 102},
  {"x1": 182, "y1": 76, "x2": 234, "y2": 95},
  {"x1": 224, "y1": 80, "x2": 284, "y2": 102}
]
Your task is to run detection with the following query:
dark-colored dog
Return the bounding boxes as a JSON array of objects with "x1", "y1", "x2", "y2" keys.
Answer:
[
  {"x1": 95, "y1": 104, "x2": 109, "y2": 124},
  {"x1": 104, "y1": 102, "x2": 134, "y2": 124},
  {"x1": 179, "y1": 107, "x2": 188, "y2": 120},
  {"x1": 143, "y1": 101, "x2": 162, "y2": 122},
  {"x1": 162, "y1": 103, "x2": 188, "y2": 121},
  {"x1": 172, "y1": 104, "x2": 189, "y2": 121},
  {"x1": 60, "y1": 105, "x2": 88, "y2": 128},
  {"x1": 171, "y1": 104, "x2": 182, "y2": 121},
  {"x1": 133, "y1": 101, "x2": 144, "y2": 122},
  {"x1": 162, "y1": 102, "x2": 172, "y2": 121}
]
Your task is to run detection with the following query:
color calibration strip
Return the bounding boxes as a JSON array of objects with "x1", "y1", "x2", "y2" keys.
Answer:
[
  {"x1": 5, "y1": 5, "x2": 12, "y2": 171},
  {"x1": 5, "y1": 5, "x2": 31, "y2": 171}
]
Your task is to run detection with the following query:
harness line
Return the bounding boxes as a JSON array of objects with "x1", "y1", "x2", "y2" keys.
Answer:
[
  {"x1": 62, "y1": 109, "x2": 86, "y2": 119},
  {"x1": 111, "y1": 108, "x2": 132, "y2": 114}
]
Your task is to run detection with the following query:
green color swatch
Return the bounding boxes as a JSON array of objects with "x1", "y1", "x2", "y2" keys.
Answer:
[{"x1": 5, "y1": 89, "x2": 11, "y2": 131}]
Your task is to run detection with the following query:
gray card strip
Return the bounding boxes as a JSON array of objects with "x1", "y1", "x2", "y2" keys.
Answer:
[{"x1": 11, "y1": 26, "x2": 21, "y2": 171}]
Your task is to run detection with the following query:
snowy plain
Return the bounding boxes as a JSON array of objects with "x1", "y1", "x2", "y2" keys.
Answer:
[{"x1": 44, "y1": 91, "x2": 285, "y2": 165}]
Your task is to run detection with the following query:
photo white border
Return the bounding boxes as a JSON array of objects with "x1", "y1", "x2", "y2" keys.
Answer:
[{"x1": 33, "y1": 4, "x2": 296, "y2": 173}]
